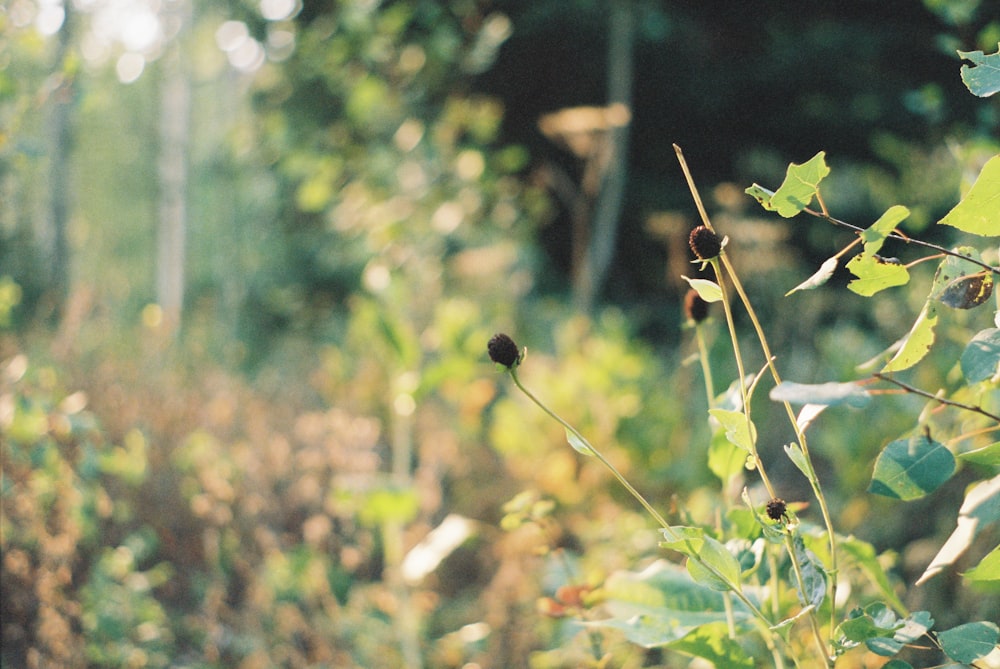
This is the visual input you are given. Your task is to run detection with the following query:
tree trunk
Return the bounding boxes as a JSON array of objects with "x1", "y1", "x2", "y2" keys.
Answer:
[{"x1": 157, "y1": 4, "x2": 191, "y2": 331}]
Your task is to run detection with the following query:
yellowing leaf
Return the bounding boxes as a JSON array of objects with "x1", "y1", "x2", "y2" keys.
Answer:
[
  {"x1": 938, "y1": 154, "x2": 1000, "y2": 236},
  {"x1": 882, "y1": 302, "x2": 938, "y2": 372},
  {"x1": 682, "y1": 276, "x2": 724, "y2": 302}
]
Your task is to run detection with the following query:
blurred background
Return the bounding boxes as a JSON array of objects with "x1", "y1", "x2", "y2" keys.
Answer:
[{"x1": 2, "y1": 0, "x2": 999, "y2": 667}]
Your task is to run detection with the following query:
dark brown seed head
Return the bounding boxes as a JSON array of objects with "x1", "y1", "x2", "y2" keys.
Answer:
[
  {"x1": 684, "y1": 289, "x2": 710, "y2": 323},
  {"x1": 689, "y1": 225, "x2": 722, "y2": 260},
  {"x1": 766, "y1": 498, "x2": 788, "y2": 522},
  {"x1": 488, "y1": 333, "x2": 521, "y2": 368}
]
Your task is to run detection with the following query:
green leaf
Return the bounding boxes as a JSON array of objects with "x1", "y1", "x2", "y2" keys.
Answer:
[
  {"x1": 667, "y1": 622, "x2": 755, "y2": 668},
  {"x1": 881, "y1": 302, "x2": 938, "y2": 373},
  {"x1": 838, "y1": 536, "x2": 908, "y2": 614},
  {"x1": 937, "y1": 621, "x2": 999, "y2": 663},
  {"x1": 708, "y1": 428, "x2": 747, "y2": 485},
  {"x1": 682, "y1": 276, "x2": 724, "y2": 302},
  {"x1": 846, "y1": 253, "x2": 910, "y2": 296},
  {"x1": 793, "y1": 534, "x2": 827, "y2": 609},
  {"x1": 868, "y1": 434, "x2": 955, "y2": 500},
  {"x1": 708, "y1": 409, "x2": 756, "y2": 454},
  {"x1": 838, "y1": 603, "x2": 901, "y2": 642},
  {"x1": 964, "y1": 545, "x2": 1000, "y2": 582},
  {"x1": 938, "y1": 154, "x2": 1000, "y2": 236},
  {"x1": 745, "y1": 183, "x2": 776, "y2": 211},
  {"x1": 959, "y1": 441, "x2": 1000, "y2": 466},
  {"x1": 958, "y1": 46, "x2": 1000, "y2": 97},
  {"x1": 861, "y1": 205, "x2": 910, "y2": 255},
  {"x1": 916, "y1": 474, "x2": 1000, "y2": 585},
  {"x1": 770, "y1": 380, "x2": 871, "y2": 407},
  {"x1": 786, "y1": 256, "x2": 838, "y2": 295},
  {"x1": 960, "y1": 328, "x2": 1000, "y2": 382},
  {"x1": 685, "y1": 535, "x2": 742, "y2": 592},
  {"x1": 565, "y1": 428, "x2": 594, "y2": 456},
  {"x1": 768, "y1": 152, "x2": 830, "y2": 217},
  {"x1": 783, "y1": 442, "x2": 813, "y2": 480},
  {"x1": 591, "y1": 560, "x2": 750, "y2": 648}
]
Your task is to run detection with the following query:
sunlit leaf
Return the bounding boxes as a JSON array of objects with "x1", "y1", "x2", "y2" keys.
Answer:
[
  {"x1": 770, "y1": 380, "x2": 871, "y2": 407},
  {"x1": 937, "y1": 621, "x2": 1000, "y2": 663},
  {"x1": 963, "y1": 545, "x2": 1000, "y2": 582},
  {"x1": 861, "y1": 205, "x2": 910, "y2": 255},
  {"x1": 938, "y1": 154, "x2": 1000, "y2": 236},
  {"x1": 767, "y1": 152, "x2": 830, "y2": 217},
  {"x1": 682, "y1": 275, "x2": 724, "y2": 302},
  {"x1": 916, "y1": 474, "x2": 1000, "y2": 585},
  {"x1": 708, "y1": 409, "x2": 756, "y2": 453},
  {"x1": 667, "y1": 622, "x2": 755, "y2": 668},
  {"x1": 869, "y1": 434, "x2": 955, "y2": 500},
  {"x1": 958, "y1": 46, "x2": 1000, "y2": 97},
  {"x1": 784, "y1": 442, "x2": 813, "y2": 480},
  {"x1": 960, "y1": 328, "x2": 1000, "y2": 382},
  {"x1": 745, "y1": 183, "x2": 776, "y2": 211},
  {"x1": 708, "y1": 428, "x2": 746, "y2": 485},
  {"x1": 565, "y1": 428, "x2": 594, "y2": 456},
  {"x1": 881, "y1": 302, "x2": 938, "y2": 373},
  {"x1": 786, "y1": 256, "x2": 838, "y2": 295},
  {"x1": 846, "y1": 253, "x2": 910, "y2": 296}
]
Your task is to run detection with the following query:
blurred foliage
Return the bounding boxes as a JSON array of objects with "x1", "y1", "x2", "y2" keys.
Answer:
[{"x1": 1, "y1": 0, "x2": 999, "y2": 667}]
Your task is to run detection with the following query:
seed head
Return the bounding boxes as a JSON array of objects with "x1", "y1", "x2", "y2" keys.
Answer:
[
  {"x1": 689, "y1": 225, "x2": 722, "y2": 260},
  {"x1": 766, "y1": 498, "x2": 788, "y2": 523},
  {"x1": 488, "y1": 333, "x2": 521, "y2": 368},
  {"x1": 684, "y1": 288, "x2": 710, "y2": 323}
]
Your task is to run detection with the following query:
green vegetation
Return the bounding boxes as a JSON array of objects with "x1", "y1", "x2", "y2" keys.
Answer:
[{"x1": 2, "y1": 1, "x2": 999, "y2": 667}]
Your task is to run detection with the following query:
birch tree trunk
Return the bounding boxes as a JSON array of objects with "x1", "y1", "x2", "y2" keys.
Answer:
[{"x1": 157, "y1": 3, "x2": 191, "y2": 331}]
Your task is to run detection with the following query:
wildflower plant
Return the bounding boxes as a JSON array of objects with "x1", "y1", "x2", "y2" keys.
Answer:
[{"x1": 489, "y1": 65, "x2": 1000, "y2": 664}]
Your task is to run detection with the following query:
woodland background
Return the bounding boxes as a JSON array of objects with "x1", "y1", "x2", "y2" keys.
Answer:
[{"x1": 2, "y1": 0, "x2": 999, "y2": 667}]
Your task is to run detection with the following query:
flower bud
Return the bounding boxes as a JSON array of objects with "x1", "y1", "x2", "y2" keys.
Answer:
[
  {"x1": 766, "y1": 498, "x2": 788, "y2": 522},
  {"x1": 488, "y1": 333, "x2": 521, "y2": 368},
  {"x1": 684, "y1": 288, "x2": 710, "y2": 323},
  {"x1": 689, "y1": 225, "x2": 722, "y2": 260}
]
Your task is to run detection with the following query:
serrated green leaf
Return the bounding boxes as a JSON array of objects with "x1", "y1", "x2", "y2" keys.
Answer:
[
  {"x1": 846, "y1": 253, "x2": 910, "y2": 296},
  {"x1": 960, "y1": 328, "x2": 1000, "y2": 382},
  {"x1": 565, "y1": 427, "x2": 594, "y2": 456},
  {"x1": 959, "y1": 46, "x2": 1000, "y2": 97},
  {"x1": 768, "y1": 152, "x2": 830, "y2": 217},
  {"x1": 862, "y1": 205, "x2": 910, "y2": 255},
  {"x1": 881, "y1": 302, "x2": 938, "y2": 373},
  {"x1": 964, "y1": 545, "x2": 1000, "y2": 582},
  {"x1": 938, "y1": 154, "x2": 1000, "y2": 236},
  {"x1": 770, "y1": 380, "x2": 871, "y2": 407},
  {"x1": 937, "y1": 621, "x2": 999, "y2": 663},
  {"x1": 868, "y1": 434, "x2": 955, "y2": 500},
  {"x1": 682, "y1": 276, "x2": 724, "y2": 302},
  {"x1": 708, "y1": 408, "x2": 756, "y2": 453},
  {"x1": 787, "y1": 256, "x2": 838, "y2": 295}
]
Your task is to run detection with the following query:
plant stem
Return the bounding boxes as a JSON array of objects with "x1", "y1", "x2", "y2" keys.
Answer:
[{"x1": 874, "y1": 373, "x2": 1000, "y2": 423}]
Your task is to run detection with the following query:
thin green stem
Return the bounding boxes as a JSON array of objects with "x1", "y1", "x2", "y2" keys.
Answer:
[
  {"x1": 506, "y1": 366, "x2": 772, "y2": 625},
  {"x1": 695, "y1": 323, "x2": 716, "y2": 408}
]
